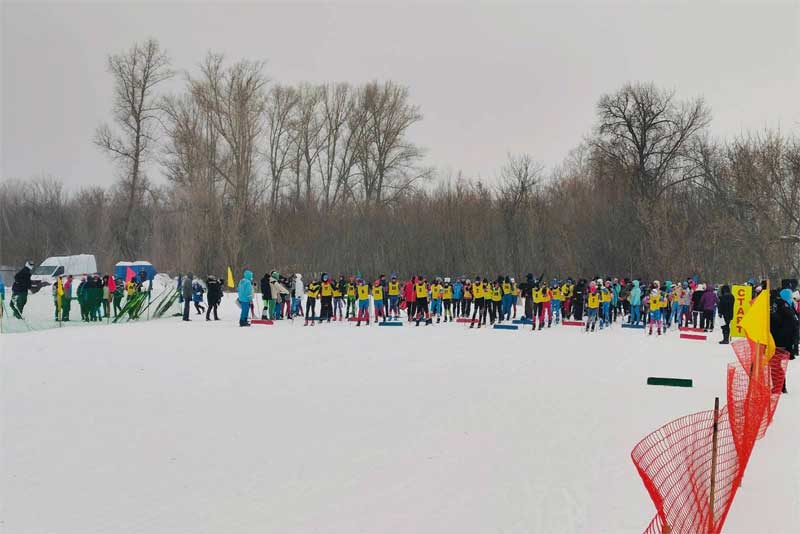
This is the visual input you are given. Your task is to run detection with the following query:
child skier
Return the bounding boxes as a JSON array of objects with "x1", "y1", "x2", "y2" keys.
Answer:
[
  {"x1": 430, "y1": 277, "x2": 443, "y2": 323},
  {"x1": 388, "y1": 275, "x2": 401, "y2": 319},
  {"x1": 490, "y1": 279, "x2": 502, "y2": 325},
  {"x1": 356, "y1": 278, "x2": 370, "y2": 326},
  {"x1": 372, "y1": 279, "x2": 386, "y2": 323},
  {"x1": 648, "y1": 288, "x2": 663, "y2": 335},
  {"x1": 346, "y1": 276, "x2": 357, "y2": 319},
  {"x1": 501, "y1": 276, "x2": 513, "y2": 321},
  {"x1": 305, "y1": 279, "x2": 320, "y2": 326},
  {"x1": 600, "y1": 280, "x2": 612, "y2": 329},
  {"x1": 442, "y1": 277, "x2": 453, "y2": 322},
  {"x1": 414, "y1": 277, "x2": 432, "y2": 326},
  {"x1": 469, "y1": 277, "x2": 483, "y2": 328},
  {"x1": 585, "y1": 282, "x2": 600, "y2": 332},
  {"x1": 463, "y1": 279, "x2": 472, "y2": 318},
  {"x1": 319, "y1": 273, "x2": 334, "y2": 322},
  {"x1": 335, "y1": 275, "x2": 346, "y2": 321},
  {"x1": 536, "y1": 281, "x2": 552, "y2": 330},
  {"x1": 511, "y1": 277, "x2": 519, "y2": 318},
  {"x1": 551, "y1": 281, "x2": 563, "y2": 324}
]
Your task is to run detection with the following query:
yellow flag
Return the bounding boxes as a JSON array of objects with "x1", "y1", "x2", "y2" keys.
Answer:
[
  {"x1": 227, "y1": 267, "x2": 235, "y2": 288},
  {"x1": 740, "y1": 289, "x2": 776, "y2": 363},
  {"x1": 57, "y1": 278, "x2": 64, "y2": 296}
]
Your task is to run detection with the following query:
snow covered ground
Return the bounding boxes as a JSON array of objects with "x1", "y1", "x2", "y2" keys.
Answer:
[{"x1": 2, "y1": 294, "x2": 798, "y2": 533}]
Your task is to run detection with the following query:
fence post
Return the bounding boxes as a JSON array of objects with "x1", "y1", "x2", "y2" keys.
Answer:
[{"x1": 708, "y1": 396, "x2": 720, "y2": 533}]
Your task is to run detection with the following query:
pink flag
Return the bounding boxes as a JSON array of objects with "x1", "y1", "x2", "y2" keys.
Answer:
[
  {"x1": 108, "y1": 275, "x2": 117, "y2": 293},
  {"x1": 125, "y1": 267, "x2": 136, "y2": 283}
]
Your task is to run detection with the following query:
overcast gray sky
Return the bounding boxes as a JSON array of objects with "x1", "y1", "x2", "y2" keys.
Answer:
[{"x1": 2, "y1": 0, "x2": 799, "y2": 190}]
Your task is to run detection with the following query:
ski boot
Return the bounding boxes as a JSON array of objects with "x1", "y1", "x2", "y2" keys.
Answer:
[
  {"x1": 547, "y1": 320, "x2": 552, "y2": 328},
  {"x1": 426, "y1": 317, "x2": 432, "y2": 325}
]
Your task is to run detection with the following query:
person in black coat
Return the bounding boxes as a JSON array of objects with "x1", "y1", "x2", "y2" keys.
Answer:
[
  {"x1": 572, "y1": 279, "x2": 587, "y2": 320},
  {"x1": 770, "y1": 289, "x2": 798, "y2": 394},
  {"x1": 717, "y1": 285, "x2": 734, "y2": 344},
  {"x1": 519, "y1": 273, "x2": 534, "y2": 320},
  {"x1": 206, "y1": 275, "x2": 223, "y2": 321},
  {"x1": 10, "y1": 260, "x2": 34, "y2": 318}
]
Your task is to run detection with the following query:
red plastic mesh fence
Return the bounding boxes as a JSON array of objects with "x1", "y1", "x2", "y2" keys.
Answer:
[{"x1": 631, "y1": 338, "x2": 789, "y2": 534}]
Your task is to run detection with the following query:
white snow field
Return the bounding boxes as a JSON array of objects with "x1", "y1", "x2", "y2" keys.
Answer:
[{"x1": 2, "y1": 296, "x2": 799, "y2": 534}]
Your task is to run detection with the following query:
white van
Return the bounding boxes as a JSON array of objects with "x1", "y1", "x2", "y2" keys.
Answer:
[{"x1": 31, "y1": 254, "x2": 98, "y2": 290}]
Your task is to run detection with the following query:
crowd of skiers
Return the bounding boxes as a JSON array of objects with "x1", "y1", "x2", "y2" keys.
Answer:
[
  {"x1": 210, "y1": 269, "x2": 797, "y2": 356},
  {"x1": 3, "y1": 261, "x2": 798, "y2": 375}
]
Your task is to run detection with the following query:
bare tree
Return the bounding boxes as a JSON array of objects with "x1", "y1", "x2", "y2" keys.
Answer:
[
  {"x1": 594, "y1": 82, "x2": 710, "y2": 200},
  {"x1": 495, "y1": 154, "x2": 543, "y2": 272},
  {"x1": 317, "y1": 83, "x2": 359, "y2": 211},
  {"x1": 189, "y1": 53, "x2": 268, "y2": 269},
  {"x1": 352, "y1": 81, "x2": 427, "y2": 205},
  {"x1": 265, "y1": 84, "x2": 299, "y2": 211},
  {"x1": 94, "y1": 38, "x2": 172, "y2": 258}
]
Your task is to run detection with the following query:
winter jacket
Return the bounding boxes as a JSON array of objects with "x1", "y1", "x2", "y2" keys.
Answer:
[
  {"x1": 404, "y1": 280, "x2": 416, "y2": 302},
  {"x1": 699, "y1": 289, "x2": 718, "y2": 312},
  {"x1": 718, "y1": 288, "x2": 734, "y2": 322},
  {"x1": 192, "y1": 280, "x2": 205, "y2": 303},
  {"x1": 238, "y1": 270, "x2": 254, "y2": 303},
  {"x1": 0, "y1": 278, "x2": 5, "y2": 300},
  {"x1": 270, "y1": 278, "x2": 288, "y2": 300},
  {"x1": 692, "y1": 289, "x2": 705, "y2": 311},
  {"x1": 12, "y1": 266, "x2": 32, "y2": 294},
  {"x1": 293, "y1": 274, "x2": 305, "y2": 298},
  {"x1": 630, "y1": 281, "x2": 642, "y2": 306},
  {"x1": 207, "y1": 278, "x2": 223, "y2": 304},
  {"x1": 182, "y1": 275, "x2": 193, "y2": 299},
  {"x1": 771, "y1": 299, "x2": 799, "y2": 354},
  {"x1": 260, "y1": 275, "x2": 270, "y2": 297},
  {"x1": 453, "y1": 281, "x2": 463, "y2": 300}
]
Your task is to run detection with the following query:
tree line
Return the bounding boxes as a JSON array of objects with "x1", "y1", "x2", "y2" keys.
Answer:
[{"x1": 2, "y1": 38, "x2": 798, "y2": 283}]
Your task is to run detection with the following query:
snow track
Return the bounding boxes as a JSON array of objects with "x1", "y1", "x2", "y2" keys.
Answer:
[{"x1": 2, "y1": 300, "x2": 798, "y2": 533}]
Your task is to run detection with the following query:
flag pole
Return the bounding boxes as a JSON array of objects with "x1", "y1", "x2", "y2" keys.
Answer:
[{"x1": 708, "y1": 396, "x2": 720, "y2": 534}]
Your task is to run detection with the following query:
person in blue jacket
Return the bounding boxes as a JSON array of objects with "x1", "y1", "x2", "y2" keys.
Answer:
[
  {"x1": 238, "y1": 270, "x2": 254, "y2": 327},
  {"x1": 629, "y1": 279, "x2": 642, "y2": 325},
  {"x1": 452, "y1": 278, "x2": 463, "y2": 317},
  {"x1": 0, "y1": 276, "x2": 5, "y2": 318}
]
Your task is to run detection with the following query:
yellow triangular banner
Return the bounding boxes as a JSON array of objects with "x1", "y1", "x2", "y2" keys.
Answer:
[
  {"x1": 227, "y1": 267, "x2": 235, "y2": 288},
  {"x1": 740, "y1": 289, "x2": 776, "y2": 363}
]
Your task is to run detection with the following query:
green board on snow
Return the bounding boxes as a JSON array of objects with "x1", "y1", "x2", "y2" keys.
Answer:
[{"x1": 647, "y1": 377, "x2": 693, "y2": 388}]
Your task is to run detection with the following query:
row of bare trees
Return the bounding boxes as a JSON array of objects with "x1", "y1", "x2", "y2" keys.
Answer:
[{"x1": 1, "y1": 39, "x2": 798, "y2": 283}]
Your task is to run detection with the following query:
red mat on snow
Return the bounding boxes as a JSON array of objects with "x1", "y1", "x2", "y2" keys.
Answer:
[{"x1": 680, "y1": 333, "x2": 707, "y2": 341}]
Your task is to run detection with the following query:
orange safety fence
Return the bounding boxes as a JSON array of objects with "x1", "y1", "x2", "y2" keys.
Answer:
[{"x1": 631, "y1": 338, "x2": 789, "y2": 534}]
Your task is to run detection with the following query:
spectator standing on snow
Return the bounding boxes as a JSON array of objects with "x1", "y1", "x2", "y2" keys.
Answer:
[
  {"x1": 771, "y1": 289, "x2": 798, "y2": 394},
  {"x1": 182, "y1": 273, "x2": 193, "y2": 321},
  {"x1": 112, "y1": 277, "x2": 124, "y2": 317},
  {"x1": 629, "y1": 280, "x2": 642, "y2": 325},
  {"x1": 718, "y1": 285, "x2": 734, "y2": 344},
  {"x1": 699, "y1": 284, "x2": 718, "y2": 331},
  {"x1": 206, "y1": 274, "x2": 222, "y2": 321},
  {"x1": 260, "y1": 273, "x2": 272, "y2": 320},
  {"x1": 237, "y1": 270, "x2": 254, "y2": 327},
  {"x1": 102, "y1": 275, "x2": 111, "y2": 319},
  {"x1": 206, "y1": 275, "x2": 222, "y2": 321},
  {"x1": 292, "y1": 273, "x2": 305, "y2": 318},
  {"x1": 9, "y1": 260, "x2": 33, "y2": 319}
]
